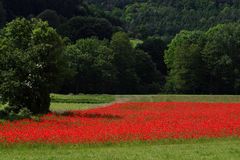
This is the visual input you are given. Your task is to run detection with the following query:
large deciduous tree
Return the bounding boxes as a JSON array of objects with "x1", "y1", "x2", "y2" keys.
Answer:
[
  {"x1": 202, "y1": 23, "x2": 240, "y2": 94},
  {"x1": 62, "y1": 38, "x2": 117, "y2": 94},
  {"x1": 164, "y1": 30, "x2": 206, "y2": 93},
  {"x1": 0, "y1": 18, "x2": 65, "y2": 114},
  {"x1": 110, "y1": 32, "x2": 140, "y2": 93}
]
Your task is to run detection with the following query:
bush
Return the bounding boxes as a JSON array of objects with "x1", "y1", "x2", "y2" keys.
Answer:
[{"x1": 0, "y1": 105, "x2": 32, "y2": 121}]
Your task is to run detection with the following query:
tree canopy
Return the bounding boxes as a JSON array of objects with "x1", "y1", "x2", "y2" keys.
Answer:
[
  {"x1": 164, "y1": 23, "x2": 240, "y2": 94},
  {"x1": 58, "y1": 16, "x2": 113, "y2": 41},
  {"x1": 62, "y1": 38, "x2": 117, "y2": 94},
  {"x1": 0, "y1": 18, "x2": 65, "y2": 114}
]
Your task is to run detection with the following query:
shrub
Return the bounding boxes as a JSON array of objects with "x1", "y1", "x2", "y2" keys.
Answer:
[{"x1": 0, "y1": 105, "x2": 32, "y2": 121}]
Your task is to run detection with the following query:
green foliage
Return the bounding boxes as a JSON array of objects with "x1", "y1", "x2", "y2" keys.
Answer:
[
  {"x1": 2, "y1": 0, "x2": 240, "y2": 44},
  {"x1": 164, "y1": 30, "x2": 206, "y2": 93},
  {"x1": 3, "y1": 0, "x2": 240, "y2": 95},
  {"x1": 62, "y1": 38, "x2": 117, "y2": 93},
  {"x1": 165, "y1": 23, "x2": 240, "y2": 94},
  {"x1": 202, "y1": 23, "x2": 240, "y2": 94},
  {"x1": 111, "y1": 32, "x2": 140, "y2": 93},
  {"x1": 0, "y1": 106, "x2": 32, "y2": 121},
  {"x1": 130, "y1": 39, "x2": 143, "y2": 48},
  {"x1": 88, "y1": 4, "x2": 123, "y2": 28},
  {"x1": 60, "y1": 32, "x2": 164, "y2": 94},
  {"x1": 9, "y1": 107, "x2": 32, "y2": 120},
  {"x1": 137, "y1": 36, "x2": 167, "y2": 74},
  {"x1": 86, "y1": 0, "x2": 143, "y2": 9},
  {"x1": 58, "y1": 16, "x2": 113, "y2": 41},
  {"x1": 87, "y1": 0, "x2": 240, "y2": 41},
  {"x1": 135, "y1": 50, "x2": 162, "y2": 93},
  {"x1": 1, "y1": 0, "x2": 123, "y2": 42},
  {"x1": 2, "y1": 0, "x2": 88, "y2": 18},
  {"x1": 37, "y1": 9, "x2": 63, "y2": 28},
  {"x1": 0, "y1": 18, "x2": 65, "y2": 114},
  {"x1": 165, "y1": 31, "x2": 206, "y2": 93}
]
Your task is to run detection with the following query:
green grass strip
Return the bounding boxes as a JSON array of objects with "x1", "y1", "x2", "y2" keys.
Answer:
[{"x1": 50, "y1": 94, "x2": 115, "y2": 104}]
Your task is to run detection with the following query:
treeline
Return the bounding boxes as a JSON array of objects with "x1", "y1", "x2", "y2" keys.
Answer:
[
  {"x1": 1, "y1": 0, "x2": 240, "y2": 95},
  {"x1": 87, "y1": 0, "x2": 240, "y2": 41},
  {"x1": 61, "y1": 32, "x2": 162, "y2": 94},
  {"x1": 0, "y1": 0, "x2": 165, "y2": 94},
  {"x1": 0, "y1": 0, "x2": 123, "y2": 40},
  {"x1": 3, "y1": 0, "x2": 240, "y2": 43}
]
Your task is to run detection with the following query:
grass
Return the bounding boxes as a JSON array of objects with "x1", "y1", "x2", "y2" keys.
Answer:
[
  {"x1": 1, "y1": 138, "x2": 240, "y2": 160},
  {"x1": 50, "y1": 94, "x2": 115, "y2": 104},
  {"x1": 50, "y1": 94, "x2": 114, "y2": 111},
  {"x1": 50, "y1": 103, "x2": 104, "y2": 111},
  {"x1": 118, "y1": 95, "x2": 240, "y2": 103}
]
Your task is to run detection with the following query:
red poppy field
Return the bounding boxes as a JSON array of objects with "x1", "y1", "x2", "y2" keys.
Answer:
[{"x1": 1, "y1": 102, "x2": 240, "y2": 144}]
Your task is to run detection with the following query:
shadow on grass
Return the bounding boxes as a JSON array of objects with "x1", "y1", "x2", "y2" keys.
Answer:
[
  {"x1": 57, "y1": 111, "x2": 123, "y2": 120},
  {"x1": 0, "y1": 110, "x2": 10, "y2": 121},
  {"x1": 0, "y1": 109, "x2": 41, "y2": 122}
]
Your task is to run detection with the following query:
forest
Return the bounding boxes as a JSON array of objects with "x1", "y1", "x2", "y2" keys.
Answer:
[{"x1": 0, "y1": 0, "x2": 240, "y2": 99}]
